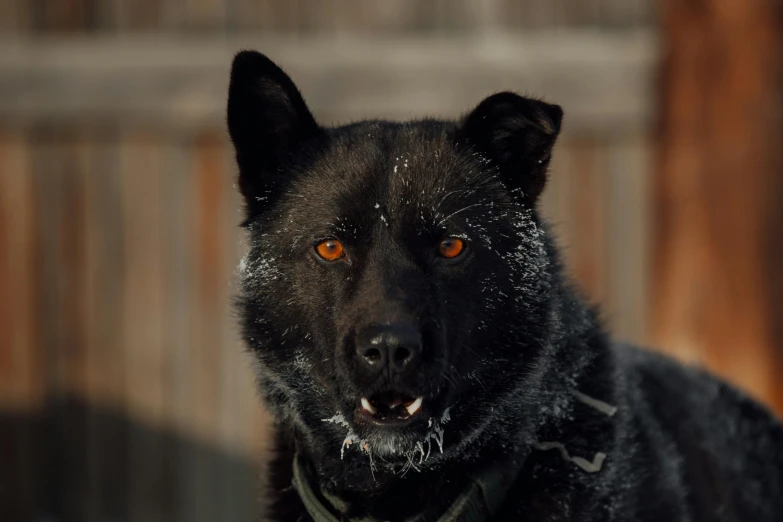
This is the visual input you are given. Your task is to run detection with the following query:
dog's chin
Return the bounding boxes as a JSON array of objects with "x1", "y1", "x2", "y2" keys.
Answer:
[
  {"x1": 347, "y1": 393, "x2": 455, "y2": 462},
  {"x1": 315, "y1": 385, "x2": 457, "y2": 466},
  {"x1": 362, "y1": 429, "x2": 427, "y2": 459}
]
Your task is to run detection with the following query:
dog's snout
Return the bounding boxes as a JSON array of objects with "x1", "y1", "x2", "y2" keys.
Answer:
[{"x1": 356, "y1": 323, "x2": 422, "y2": 375}]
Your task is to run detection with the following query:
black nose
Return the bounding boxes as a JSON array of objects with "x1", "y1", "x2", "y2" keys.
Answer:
[{"x1": 355, "y1": 323, "x2": 422, "y2": 375}]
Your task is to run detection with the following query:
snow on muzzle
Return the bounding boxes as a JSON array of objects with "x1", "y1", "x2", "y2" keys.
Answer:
[{"x1": 360, "y1": 391, "x2": 423, "y2": 420}]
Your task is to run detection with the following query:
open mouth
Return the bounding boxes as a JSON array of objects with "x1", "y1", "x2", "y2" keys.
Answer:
[{"x1": 358, "y1": 391, "x2": 424, "y2": 424}]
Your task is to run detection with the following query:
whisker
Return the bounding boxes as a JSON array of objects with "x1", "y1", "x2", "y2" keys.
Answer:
[{"x1": 437, "y1": 203, "x2": 485, "y2": 225}]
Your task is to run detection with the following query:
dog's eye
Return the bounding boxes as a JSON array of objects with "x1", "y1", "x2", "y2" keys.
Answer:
[
  {"x1": 315, "y1": 239, "x2": 345, "y2": 261},
  {"x1": 438, "y1": 237, "x2": 465, "y2": 259}
]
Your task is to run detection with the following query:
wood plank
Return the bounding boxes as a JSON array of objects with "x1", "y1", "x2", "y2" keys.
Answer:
[
  {"x1": 29, "y1": 129, "x2": 63, "y2": 396},
  {"x1": 31, "y1": 0, "x2": 90, "y2": 32},
  {"x1": 78, "y1": 131, "x2": 133, "y2": 522},
  {"x1": 63, "y1": 132, "x2": 101, "y2": 522},
  {"x1": 185, "y1": 0, "x2": 226, "y2": 30},
  {"x1": 0, "y1": 129, "x2": 43, "y2": 522},
  {"x1": 118, "y1": 131, "x2": 170, "y2": 522},
  {"x1": 602, "y1": 0, "x2": 653, "y2": 27},
  {"x1": 28, "y1": 127, "x2": 87, "y2": 522},
  {"x1": 124, "y1": 0, "x2": 163, "y2": 30},
  {"x1": 119, "y1": 132, "x2": 167, "y2": 427},
  {"x1": 606, "y1": 137, "x2": 650, "y2": 343},
  {"x1": 159, "y1": 0, "x2": 186, "y2": 30},
  {"x1": 161, "y1": 134, "x2": 193, "y2": 522},
  {"x1": 3, "y1": 0, "x2": 656, "y2": 34},
  {"x1": 62, "y1": 136, "x2": 92, "y2": 402},
  {"x1": 654, "y1": 0, "x2": 783, "y2": 414},
  {"x1": 72, "y1": 130, "x2": 117, "y2": 522},
  {"x1": 68, "y1": 133, "x2": 106, "y2": 522},
  {"x1": 0, "y1": 131, "x2": 39, "y2": 410},
  {"x1": 542, "y1": 137, "x2": 650, "y2": 345},
  {"x1": 539, "y1": 139, "x2": 574, "y2": 248},
  {"x1": 180, "y1": 131, "x2": 227, "y2": 522},
  {"x1": 0, "y1": 0, "x2": 29, "y2": 33},
  {"x1": 218, "y1": 141, "x2": 244, "y2": 453},
  {"x1": 190, "y1": 132, "x2": 225, "y2": 444},
  {"x1": 0, "y1": 32, "x2": 656, "y2": 134},
  {"x1": 562, "y1": 138, "x2": 611, "y2": 309}
]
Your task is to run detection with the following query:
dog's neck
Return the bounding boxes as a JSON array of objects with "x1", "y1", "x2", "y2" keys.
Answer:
[{"x1": 291, "y1": 442, "x2": 529, "y2": 522}]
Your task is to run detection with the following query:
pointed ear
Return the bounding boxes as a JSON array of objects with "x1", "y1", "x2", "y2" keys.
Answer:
[
  {"x1": 227, "y1": 51, "x2": 321, "y2": 206},
  {"x1": 459, "y1": 92, "x2": 562, "y2": 204}
]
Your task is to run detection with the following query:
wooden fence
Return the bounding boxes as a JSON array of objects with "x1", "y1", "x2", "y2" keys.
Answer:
[
  {"x1": 0, "y1": 0, "x2": 653, "y2": 33},
  {"x1": 0, "y1": 31, "x2": 660, "y2": 521}
]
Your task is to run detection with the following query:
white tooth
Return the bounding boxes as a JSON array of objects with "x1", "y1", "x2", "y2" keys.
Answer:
[
  {"x1": 361, "y1": 397, "x2": 377, "y2": 414},
  {"x1": 405, "y1": 397, "x2": 423, "y2": 416}
]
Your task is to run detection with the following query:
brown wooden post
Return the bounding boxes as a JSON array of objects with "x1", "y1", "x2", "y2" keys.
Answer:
[{"x1": 654, "y1": 0, "x2": 783, "y2": 415}]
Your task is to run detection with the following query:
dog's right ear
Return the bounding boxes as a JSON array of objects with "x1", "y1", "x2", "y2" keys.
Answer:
[
  {"x1": 459, "y1": 92, "x2": 562, "y2": 206},
  {"x1": 227, "y1": 51, "x2": 321, "y2": 207}
]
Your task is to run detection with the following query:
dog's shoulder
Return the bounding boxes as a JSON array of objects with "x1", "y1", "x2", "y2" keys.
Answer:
[
  {"x1": 613, "y1": 345, "x2": 783, "y2": 520},
  {"x1": 616, "y1": 344, "x2": 782, "y2": 439}
]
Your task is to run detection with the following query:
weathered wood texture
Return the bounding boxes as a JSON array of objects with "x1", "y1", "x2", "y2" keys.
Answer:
[
  {"x1": 0, "y1": 33, "x2": 656, "y2": 133},
  {"x1": 0, "y1": 128, "x2": 268, "y2": 522},
  {"x1": 654, "y1": 0, "x2": 783, "y2": 414},
  {"x1": 0, "y1": 0, "x2": 653, "y2": 33}
]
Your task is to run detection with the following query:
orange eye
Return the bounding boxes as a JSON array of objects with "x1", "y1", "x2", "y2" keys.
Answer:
[
  {"x1": 315, "y1": 239, "x2": 345, "y2": 261},
  {"x1": 438, "y1": 237, "x2": 465, "y2": 259}
]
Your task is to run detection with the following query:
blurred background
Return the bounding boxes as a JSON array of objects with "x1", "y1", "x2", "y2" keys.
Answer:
[{"x1": 1, "y1": 1, "x2": 782, "y2": 521}]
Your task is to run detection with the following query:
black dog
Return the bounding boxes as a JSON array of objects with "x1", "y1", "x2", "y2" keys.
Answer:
[{"x1": 227, "y1": 51, "x2": 783, "y2": 521}]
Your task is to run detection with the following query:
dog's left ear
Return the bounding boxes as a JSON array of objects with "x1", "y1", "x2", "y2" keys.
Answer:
[
  {"x1": 227, "y1": 51, "x2": 321, "y2": 208},
  {"x1": 460, "y1": 92, "x2": 562, "y2": 205}
]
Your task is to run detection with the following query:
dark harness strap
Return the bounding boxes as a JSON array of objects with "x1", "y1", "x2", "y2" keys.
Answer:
[{"x1": 291, "y1": 452, "x2": 522, "y2": 522}]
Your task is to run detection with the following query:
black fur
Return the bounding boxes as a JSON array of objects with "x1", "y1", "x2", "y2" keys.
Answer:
[{"x1": 227, "y1": 51, "x2": 783, "y2": 521}]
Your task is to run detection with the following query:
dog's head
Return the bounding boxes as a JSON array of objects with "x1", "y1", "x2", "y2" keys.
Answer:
[{"x1": 228, "y1": 52, "x2": 563, "y2": 477}]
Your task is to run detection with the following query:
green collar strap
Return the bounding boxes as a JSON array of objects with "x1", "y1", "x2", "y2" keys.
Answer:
[{"x1": 291, "y1": 452, "x2": 522, "y2": 522}]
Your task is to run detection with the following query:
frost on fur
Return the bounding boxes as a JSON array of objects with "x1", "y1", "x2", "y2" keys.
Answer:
[{"x1": 321, "y1": 407, "x2": 453, "y2": 478}]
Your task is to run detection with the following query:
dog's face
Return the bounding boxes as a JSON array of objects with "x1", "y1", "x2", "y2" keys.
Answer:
[{"x1": 229, "y1": 52, "x2": 562, "y2": 473}]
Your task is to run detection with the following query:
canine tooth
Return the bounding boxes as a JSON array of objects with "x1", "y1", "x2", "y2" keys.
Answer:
[
  {"x1": 405, "y1": 397, "x2": 423, "y2": 415},
  {"x1": 361, "y1": 397, "x2": 377, "y2": 414}
]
